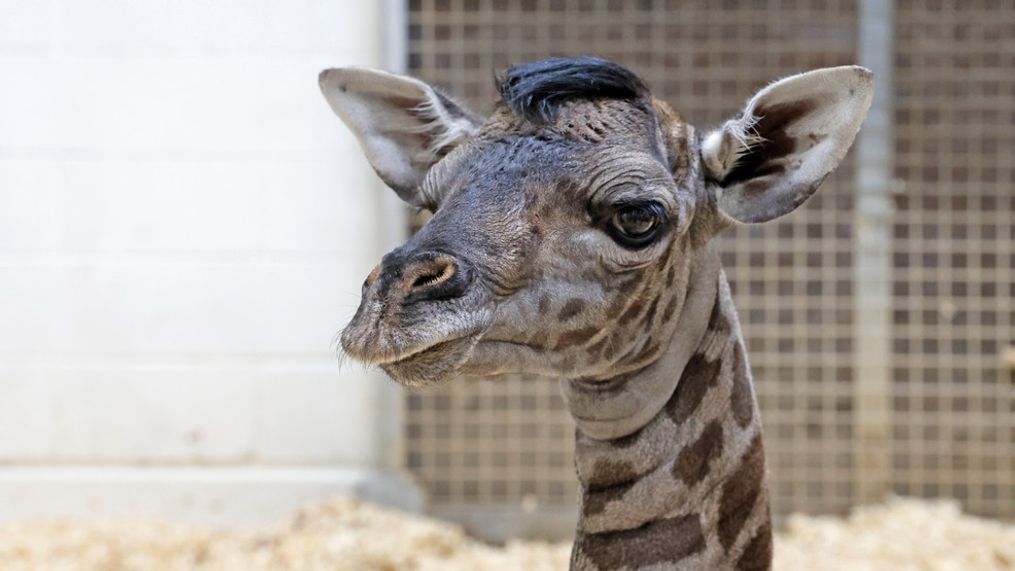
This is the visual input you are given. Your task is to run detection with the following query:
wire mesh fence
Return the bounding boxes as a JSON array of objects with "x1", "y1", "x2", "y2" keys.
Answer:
[
  {"x1": 401, "y1": 0, "x2": 1013, "y2": 534},
  {"x1": 889, "y1": 0, "x2": 1015, "y2": 518}
]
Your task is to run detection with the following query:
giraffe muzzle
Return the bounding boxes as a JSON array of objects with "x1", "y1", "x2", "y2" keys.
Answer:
[{"x1": 339, "y1": 248, "x2": 496, "y2": 386}]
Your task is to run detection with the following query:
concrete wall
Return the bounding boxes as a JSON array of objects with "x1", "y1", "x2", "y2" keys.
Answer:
[{"x1": 0, "y1": 0, "x2": 416, "y2": 523}]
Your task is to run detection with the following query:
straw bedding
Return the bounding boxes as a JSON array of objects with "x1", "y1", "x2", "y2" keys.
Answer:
[{"x1": 0, "y1": 496, "x2": 1010, "y2": 570}]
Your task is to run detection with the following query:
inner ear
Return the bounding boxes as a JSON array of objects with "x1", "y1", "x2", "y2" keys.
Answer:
[
  {"x1": 319, "y1": 67, "x2": 484, "y2": 207},
  {"x1": 719, "y1": 99, "x2": 819, "y2": 188},
  {"x1": 702, "y1": 66, "x2": 873, "y2": 224}
]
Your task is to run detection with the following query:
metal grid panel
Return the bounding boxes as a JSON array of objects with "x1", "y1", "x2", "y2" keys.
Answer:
[
  {"x1": 404, "y1": 0, "x2": 861, "y2": 520},
  {"x1": 890, "y1": 0, "x2": 1015, "y2": 519},
  {"x1": 406, "y1": 374, "x2": 575, "y2": 503}
]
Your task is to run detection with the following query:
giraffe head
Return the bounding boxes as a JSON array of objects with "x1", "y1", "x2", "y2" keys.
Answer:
[{"x1": 321, "y1": 57, "x2": 872, "y2": 387}]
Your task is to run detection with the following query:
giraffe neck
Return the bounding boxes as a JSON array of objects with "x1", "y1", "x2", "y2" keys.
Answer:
[{"x1": 565, "y1": 247, "x2": 772, "y2": 571}]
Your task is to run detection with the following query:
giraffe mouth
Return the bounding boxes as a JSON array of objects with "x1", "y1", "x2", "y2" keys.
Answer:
[
  {"x1": 340, "y1": 297, "x2": 496, "y2": 387},
  {"x1": 376, "y1": 333, "x2": 483, "y2": 388}
]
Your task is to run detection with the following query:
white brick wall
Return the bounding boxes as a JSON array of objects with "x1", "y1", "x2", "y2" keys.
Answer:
[{"x1": 0, "y1": 0, "x2": 415, "y2": 521}]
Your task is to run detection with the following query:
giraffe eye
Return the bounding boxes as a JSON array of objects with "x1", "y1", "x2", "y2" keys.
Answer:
[{"x1": 607, "y1": 202, "x2": 668, "y2": 249}]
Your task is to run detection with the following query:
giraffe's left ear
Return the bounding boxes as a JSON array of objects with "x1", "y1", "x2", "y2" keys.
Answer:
[
  {"x1": 702, "y1": 66, "x2": 874, "y2": 224},
  {"x1": 319, "y1": 67, "x2": 483, "y2": 207}
]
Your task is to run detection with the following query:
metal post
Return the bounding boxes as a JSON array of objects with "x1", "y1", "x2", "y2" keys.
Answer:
[
  {"x1": 854, "y1": 0, "x2": 894, "y2": 504},
  {"x1": 377, "y1": 0, "x2": 412, "y2": 474}
]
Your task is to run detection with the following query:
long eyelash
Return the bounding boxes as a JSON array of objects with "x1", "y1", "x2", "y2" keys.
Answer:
[{"x1": 618, "y1": 200, "x2": 670, "y2": 219}]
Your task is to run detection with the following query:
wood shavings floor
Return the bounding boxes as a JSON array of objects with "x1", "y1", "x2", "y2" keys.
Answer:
[{"x1": 0, "y1": 496, "x2": 1011, "y2": 570}]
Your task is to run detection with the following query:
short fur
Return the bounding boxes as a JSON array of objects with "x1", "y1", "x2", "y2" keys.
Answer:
[{"x1": 319, "y1": 57, "x2": 873, "y2": 570}]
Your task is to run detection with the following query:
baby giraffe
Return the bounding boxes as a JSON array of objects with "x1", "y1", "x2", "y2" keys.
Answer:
[{"x1": 320, "y1": 57, "x2": 872, "y2": 570}]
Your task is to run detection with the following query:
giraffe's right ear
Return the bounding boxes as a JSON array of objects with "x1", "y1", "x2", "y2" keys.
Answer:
[
  {"x1": 701, "y1": 66, "x2": 873, "y2": 224},
  {"x1": 319, "y1": 67, "x2": 483, "y2": 207}
]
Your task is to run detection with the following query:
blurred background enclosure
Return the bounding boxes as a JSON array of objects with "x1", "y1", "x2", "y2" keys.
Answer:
[
  {"x1": 0, "y1": 0, "x2": 1011, "y2": 551},
  {"x1": 401, "y1": 0, "x2": 1014, "y2": 538}
]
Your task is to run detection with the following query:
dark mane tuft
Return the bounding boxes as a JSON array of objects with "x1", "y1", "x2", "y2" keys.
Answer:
[{"x1": 495, "y1": 56, "x2": 649, "y2": 124}]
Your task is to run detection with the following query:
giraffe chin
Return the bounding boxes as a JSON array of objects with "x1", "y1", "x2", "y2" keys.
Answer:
[{"x1": 378, "y1": 333, "x2": 481, "y2": 388}]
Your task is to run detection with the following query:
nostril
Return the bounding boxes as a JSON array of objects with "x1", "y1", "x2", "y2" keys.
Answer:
[{"x1": 410, "y1": 260, "x2": 455, "y2": 290}]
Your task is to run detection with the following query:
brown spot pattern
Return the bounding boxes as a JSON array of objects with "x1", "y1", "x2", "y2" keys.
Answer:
[
  {"x1": 618, "y1": 335, "x2": 656, "y2": 366},
  {"x1": 663, "y1": 295, "x2": 679, "y2": 321},
  {"x1": 637, "y1": 339, "x2": 659, "y2": 361},
  {"x1": 560, "y1": 354, "x2": 576, "y2": 371},
  {"x1": 612, "y1": 273, "x2": 642, "y2": 294},
  {"x1": 730, "y1": 343, "x2": 755, "y2": 428},
  {"x1": 582, "y1": 487, "x2": 629, "y2": 518},
  {"x1": 674, "y1": 421, "x2": 724, "y2": 486},
  {"x1": 602, "y1": 338, "x2": 619, "y2": 360},
  {"x1": 605, "y1": 276, "x2": 642, "y2": 319},
  {"x1": 718, "y1": 434, "x2": 766, "y2": 550},
  {"x1": 643, "y1": 296, "x2": 661, "y2": 327},
  {"x1": 554, "y1": 326, "x2": 599, "y2": 350},
  {"x1": 707, "y1": 292, "x2": 732, "y2": 336},
  {"x1": 605, "y1": 295, "x2": 628, "y2": 320},
  {"x1": 558, "y1": 297, "x2": 586, "y2": 321},
  {"x1": 736, "y1": 518, "x2": 773, "y2": 570},
  {"x1": 586, "y1": 335, "x2": 610, "y2": 359},
  {"x1": 585, "y1": 458, "x2": 638, "y2": 489},
  {"x1": 538, "y1": 294, "x2": 551, "y2": 314},
  {"x1": 528, "y1": 330, "x2": 549, "y2": 350},
  {"x1": 578, "y1": 513, "x2": 705, "y2": 570},
  {"x1": 652, "y1": 98, "x2": 692, "y2": 180},
  {"x1": 665, "y1": 351, "x2": 721, "y2": 423},
  {"x1": 617, "y1": 301, "x2": 643, "y2": 327}
]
